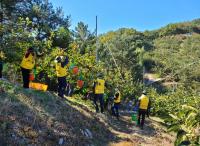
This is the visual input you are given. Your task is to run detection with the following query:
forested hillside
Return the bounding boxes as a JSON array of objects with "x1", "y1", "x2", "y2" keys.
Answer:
[{"x1": 0, "y1": 0, "x2": 199, "y2": 145}]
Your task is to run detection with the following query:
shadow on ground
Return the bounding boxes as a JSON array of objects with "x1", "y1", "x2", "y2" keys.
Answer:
[
  {"x1": 0, "y1": 81, "x2": 124, "y2": 146},
  {"x1": 65, "y1": 96, "x2": 157, "y2": 137}
]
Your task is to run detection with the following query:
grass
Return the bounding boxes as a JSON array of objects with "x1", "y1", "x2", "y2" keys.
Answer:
[
  {"x1": 0, "y1": 80, "x2": 117, "y2": 146},
  {"x1": 0, "y1": 79, "x2": 175, "y2": 146},
  {"x1": 66, "y1": 94, "x2": 95, "y2": 110}
]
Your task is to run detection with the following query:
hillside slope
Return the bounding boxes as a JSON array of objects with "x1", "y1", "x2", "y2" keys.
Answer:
[{"x1": 0, "y1": 80, "x2": 175, "y2": 146}]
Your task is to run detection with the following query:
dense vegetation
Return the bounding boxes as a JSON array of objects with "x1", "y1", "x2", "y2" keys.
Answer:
[
  {"x1": 0, "y1": 0, "x2": 200, "y2": 145},
  {"x1": 144, "y1": 21, "x2": 200, "y2": 145}
]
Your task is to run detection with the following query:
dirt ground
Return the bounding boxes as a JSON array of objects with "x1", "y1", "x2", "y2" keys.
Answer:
[
  {"x1": 67, "y1": 97, "x2": 175, "y2": 146},
  {"x1": 0, "y1": 80, "x2": 175, "y2": 146}
]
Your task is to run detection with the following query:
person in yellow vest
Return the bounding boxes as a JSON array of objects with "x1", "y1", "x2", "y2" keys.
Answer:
[
  {"x1": 55, "y1": 50, "x2": 69, "y2": 98},
  {"x1": 0, "y1": 51, "x2": 6, "y2": 79},
  {"x1": 20, "y1": 47, "x2": 35, "y2": 88},
  {"x1": 0, "y1": 58, "x2": 2, "y2": 78},
  {"x1": 93, "y1": 74, "x2": 105, "y2": 113},
  {"x1": 111, "y1": 88, "x2": 121, "y2": 119},
  {"x1": 137, "y1": 90, "x2": 149, "y2": 129}
]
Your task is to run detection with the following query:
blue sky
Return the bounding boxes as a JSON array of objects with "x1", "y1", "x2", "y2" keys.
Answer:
[{"x1": 49, "y1": 0, "x2": 200, "y2": 34}]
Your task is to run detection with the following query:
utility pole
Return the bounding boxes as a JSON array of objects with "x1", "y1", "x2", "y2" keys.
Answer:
[
  {"x1": 95, "y1": 16, "x2": 98, "y2": 62},
  {"x1": 141, "y1": 46, "x2": 145, "y2": 90},
  {"x1": 143, "y1": 66, "x2": 145, "y2": 89},
  {"x1": 0, "y1": 2, "x2": 3, "y2": 46},
  {"x1": 0, "y1": 2, "x2": 2, "y2": 22},
  {"x1": 0, "y1": 1, "x2": 2, "y2": 25}
]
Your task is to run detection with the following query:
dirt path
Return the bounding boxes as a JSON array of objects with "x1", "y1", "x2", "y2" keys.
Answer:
[
  {"x1": 98, "y1": 114, "x2": 174, "y2": 146},
  {"x1": 67, "y1": 97, "x2": 175, "y2": 146}
]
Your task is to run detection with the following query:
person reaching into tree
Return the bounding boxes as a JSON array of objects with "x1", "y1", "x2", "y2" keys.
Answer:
[
  {"x1": 20, "y1": 47, "x2": 36, "y2": 88},
  {"x1": 0, "y1": 59, "x2": 2, "y2": 79},
  {"x1": 55, "y1": 48, "x2": 69, "y2": 98},
  {"x1": 93, "y1": 73, "x2": 106, "y2": 113},
  {"x1": 0, "y1": 51, "x2": 5, "y2": 79}
]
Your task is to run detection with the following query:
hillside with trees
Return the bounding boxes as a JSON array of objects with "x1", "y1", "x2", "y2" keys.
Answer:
[{"x1": 0, "y1": 0, "x2": 199, "y2": 145}]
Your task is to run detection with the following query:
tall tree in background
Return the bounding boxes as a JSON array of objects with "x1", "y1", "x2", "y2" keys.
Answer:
[
  {"x1": 99, "y1": 28, "x2": 147, "y2": 82},
  {"x1": 18, "y1": 0, "x2": 71, "y2": 40},
  {"x1": 0, "y1": 0, "x2": 25, "y2": 46},
  {"x1": 73, "y1": 22, "x2": 95, "y2": 54},
  {"x1": 1, "y1": 0, "x2": 71, "y2": 56},
  {"x1": 0, "y1": 0, "x2": 25, "y2": 23},
  {"x1": 52, "y1": 27, "x2": 71, "y2": 48}
]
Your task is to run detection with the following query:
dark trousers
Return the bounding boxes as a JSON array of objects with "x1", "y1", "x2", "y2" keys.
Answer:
[
  {"x1": 66, "y1": 83, "x2": 73, "y2": 96},
  {"x1": 21, "y1": 67, "x2": 31, "y2": 88},
  {"x1": 0, "y1": 63, "x2": 2, "y2": 78},
  {"x1": 146, "y1": 106, "x2": 150, "y2": 117},
  {"x1": 137, "y1": 109, "x2": 147, "y2": 128},
  {"x1": 111, "y1": 103, "x2": 120, "y2": 118},
  {"x1": 94, "y1": 94, "x2": 104, "y2": 113},
  {"x1": 58, "y1": 76, "x2": 67, "y2": 97}
]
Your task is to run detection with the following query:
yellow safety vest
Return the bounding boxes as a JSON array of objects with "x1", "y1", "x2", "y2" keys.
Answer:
[
  {"x1": 20, "y1": 53, "x2": 35, "y2": 70},
  {"x1": 95, "y1": 79, "x2": 105, "y2": 94},
  {"x1": 139, "y1": 95, "x2": 149, "y2": 110},
  {"x1": 55, "y1": 62, "x2": 67, "y2": 77},
  {"x1": 114, "y1": 91, "x2": 121, "y2": 103}
]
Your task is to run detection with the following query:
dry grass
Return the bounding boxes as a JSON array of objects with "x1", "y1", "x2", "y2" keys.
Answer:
[
  {"x1": 109, "y1": 141, "x2": 135, "y2": 146},
  {"x1": 0, "y1": 80, "x2": 175, "y2": 146}
]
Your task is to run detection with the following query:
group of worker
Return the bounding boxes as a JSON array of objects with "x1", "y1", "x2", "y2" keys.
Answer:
[
  {"x1": 93, "y1": 74, "x2": 150, "y2": 129},
  {"x1": 2, "y1": 47, "x2": 150, "y2": 130},
  {"x1": 0, "y1": 51, "x2": 5, "y2": 79},
  {"x1": 20, "y1": 47, "x2": 69, "y2": 98},
  {"x1": 0, "y1": 59, "x2": 2, "y2": 79}
]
